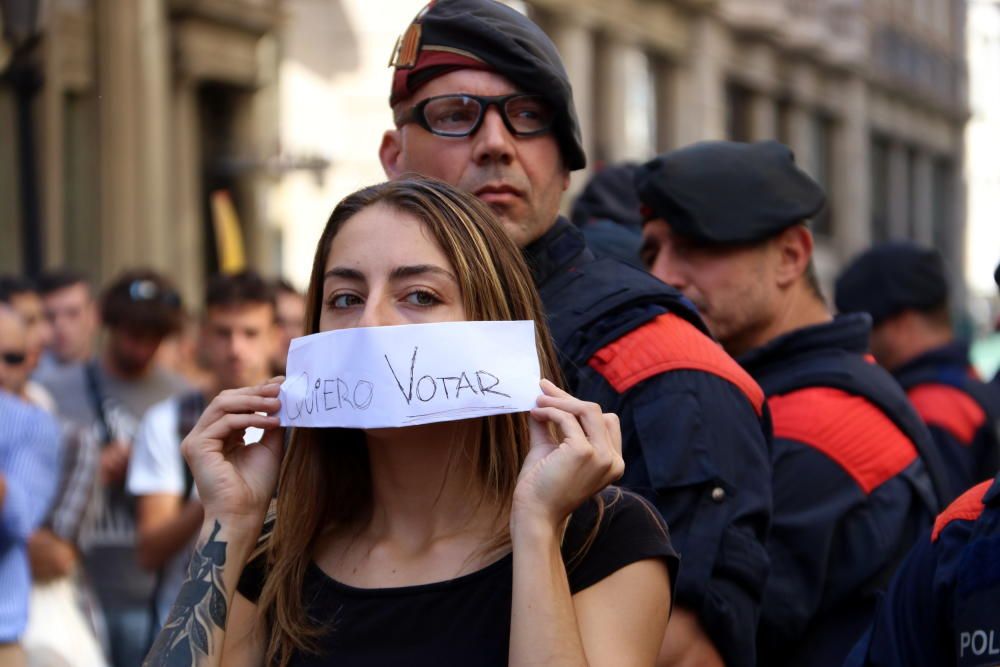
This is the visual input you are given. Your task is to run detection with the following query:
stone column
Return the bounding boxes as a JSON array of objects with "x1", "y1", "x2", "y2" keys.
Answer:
[
  {"x1": 911, "y1": 150, "x2": 935, "y2": 244},
  {"x1": 97, "y1": 0, "x2": 141, "y2": 279},
  {"x1": 750, "y1": 92, "x2": 778, "y2": 141},
  {"x1": 136, "y1": 0, "x2": 171, "y2": 269},
  {"x1": 548, "y1": 16, "x2": 595, "y2": 197},
  {"x1": 672, "y1": 13, "x2": 727, "y2": 145},
  {"x1": 786, "y1": 105, "x2": 819, "y2": 177},
  {"x1": 887, "y1": 141, "x2": 910, "y2": 239},
  {"x1": 833, "y1": 75, "x2": 870, "y2": 259},
  {"x1": 170, "y1": 78, "x2": 204, "y2": 308},
  {"x1": 96, "y1": 0, "x2": 171, "y2": 279}
]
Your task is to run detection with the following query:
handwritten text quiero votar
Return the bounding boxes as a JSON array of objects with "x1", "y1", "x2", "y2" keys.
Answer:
[{"x1": 278, "y1": 321, "x2": 541, "y2": 428}]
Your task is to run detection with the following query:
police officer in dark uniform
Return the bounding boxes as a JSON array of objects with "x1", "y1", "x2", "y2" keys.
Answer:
[
  {"x1": 635, "y1": 140, "x2": 943, "y2": 667},
  {"x1": 836, "y1": 243, "x2": 1000, "y2": 502},
  {"x1": 379, "y1": 3, "x2": 772, "y2": 665},
  {"x1": 845, "y1": 471, "x2": 1000, "y2": 666}
]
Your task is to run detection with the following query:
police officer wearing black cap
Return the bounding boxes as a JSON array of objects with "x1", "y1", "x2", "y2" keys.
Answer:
[
  {"x1": 380, "y1": 3, "x2": 772, "y2": 666},
  {"x1": 636, "y1": 140, "x2": 943, "y2": 667},
  {"x1": 836, "y1": 243, "x2": 1000, "y2": 502}
]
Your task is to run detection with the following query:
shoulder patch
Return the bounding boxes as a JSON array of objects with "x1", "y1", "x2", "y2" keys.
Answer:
[
  {"x1": 587, "y1": 313, "x2": 764, "y2": 415},
  {"x1": 932, "y1": 479, "x2": 991, "y2": 542},
  {"x1": 768, "y1": 387, "x2": 919, "y2": 494},
  {"x1": 906, "y1": 383, "x2": 986, "y2": 445}
]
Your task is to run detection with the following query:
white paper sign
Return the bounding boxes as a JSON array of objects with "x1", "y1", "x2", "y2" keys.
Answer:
[{"x1": 278, "y1": 321, "x2": 540, "y2": 428}]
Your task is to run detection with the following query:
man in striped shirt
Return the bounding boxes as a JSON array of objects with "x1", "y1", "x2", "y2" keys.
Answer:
[{"x1": 0, "y1": 390, "x2": 61, "y2": 665}]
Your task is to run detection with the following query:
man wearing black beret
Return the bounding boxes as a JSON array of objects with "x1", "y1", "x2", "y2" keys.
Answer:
[
  {"x1": 836, "y1": 243, "x2": 1000, "y2": 499},
  {"x1": 380, "y1": 2, "x2": 772, "y2": 665},
  {"x1": 636, "y1": 140, "x2": 943, "y2": 667}
]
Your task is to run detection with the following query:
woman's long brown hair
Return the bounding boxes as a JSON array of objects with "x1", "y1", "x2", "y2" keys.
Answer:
[{"x1": 254, "y1": 178, "x2": 565, "y2": 666}]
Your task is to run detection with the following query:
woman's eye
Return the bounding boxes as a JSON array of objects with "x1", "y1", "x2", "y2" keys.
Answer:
[
  {"x1": 405, "y1": 290, "x2": 439, "y2": 306},
  {"x1": 330, "y1": 293, "x2": 363, "y2": 308}
]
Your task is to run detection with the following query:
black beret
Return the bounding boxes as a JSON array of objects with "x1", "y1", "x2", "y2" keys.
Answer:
[
  {"x1": 633, "y1": 140, "x2": 826, "y2": 244},
  {"x1": 834, "y1": 241, "x2": 949, "y2": 325},
  {"x1": 389, "y1": 0, "x2": 586, "y2": 171}
]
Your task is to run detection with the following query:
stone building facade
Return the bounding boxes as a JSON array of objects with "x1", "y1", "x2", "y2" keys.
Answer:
[
  {"x1": 0, "y1": 0, "x2": 970, "y2": 304},
  {"x1": 530, "y1": 0, "x2": 969, "y2": 292},
  {"x1": 0, "y1": 0, "x2": 287, "y2": 305}
]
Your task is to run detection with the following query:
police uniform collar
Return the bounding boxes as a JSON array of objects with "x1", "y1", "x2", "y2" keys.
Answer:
[
  {"x1": 892, "y1": 340, "x2": 973, "y2": 382},
  {"x1": 523, "y1": 218, "x2": 590, "y2": 286},
  {"x1": 737, "y1": 313, "x2": 872, "y2": 376}
]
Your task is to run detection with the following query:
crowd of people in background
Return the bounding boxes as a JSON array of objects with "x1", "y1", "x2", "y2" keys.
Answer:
[
  {"x1": 0, "y1": 268, "x2": 305, "y2": 666},
  {"x1": 2, "y1": 1, "x2": 1000, "y2": 666}
]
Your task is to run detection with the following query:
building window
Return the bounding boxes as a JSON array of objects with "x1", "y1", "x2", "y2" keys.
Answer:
[
  {"x1": 651, "y1": 54, "x2": 674, "y2": 153},
  {"x1": 811, "y1": 114, "x2": 836, "y2": 238},
  {"x1": 870, "y1": 134, "x2": 891, "y2": 242},
  {"x1": 726, "y1": 82, "x2": 753, "y2": 142},
  {"x1": 932, "y1": 158, "x2": 954, "y2": 258}
]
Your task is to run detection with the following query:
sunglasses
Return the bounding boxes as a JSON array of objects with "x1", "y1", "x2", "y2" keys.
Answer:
[
  {"x1": 1, "y1": 351, "x2": 27, "y2": 366},
  {"x1": 128, "y1": 279, "x2": 181, "y2": 308},
  {"x1": 395, "y1": 93, "x2": 555, "y2": 138}
]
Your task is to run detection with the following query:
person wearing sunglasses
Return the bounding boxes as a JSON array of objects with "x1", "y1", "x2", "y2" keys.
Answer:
[
  {"x1": 378, "y1": 2, "x2": 772, "y2": 665},
  {"x1": 0, "y1": 383, "x2": 61, "y2": 667},
  {"x1": 0, "y1": 306, "x2": 32, "y2": 402}
]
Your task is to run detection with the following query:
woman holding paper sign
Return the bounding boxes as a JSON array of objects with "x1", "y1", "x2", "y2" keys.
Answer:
[{"x1": 145, "y1": 179, "x2": 675, "y2": 667}]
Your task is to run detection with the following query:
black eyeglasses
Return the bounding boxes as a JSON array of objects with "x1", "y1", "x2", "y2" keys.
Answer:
[
  {"x1": 1, "y1": 351, "x2": 26, "y2": 366},
  {"x1": 395, "y1": 93, "x2": 555, "y2": 138},
  {"x1": 128, "y1": 279, "x2": 181, "y2": 308}
]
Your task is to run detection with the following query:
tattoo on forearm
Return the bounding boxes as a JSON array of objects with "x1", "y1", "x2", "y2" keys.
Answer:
[{"x1": 144, "y1": 520, "x2": 229, "y2": 666}]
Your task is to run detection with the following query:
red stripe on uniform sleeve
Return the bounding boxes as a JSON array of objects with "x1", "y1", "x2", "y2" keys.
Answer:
[
  {"x1": 932, "y1": 479, "x2": 991, "y2": 542},
  {"x1": 906, "y1": 383, "x2": 986, "y2": 446},
  {"x1": 768, "y1": 388, "x2": 919, "y2": 494},
  {"x1": 587, "y1": 313, "x2": 765, "y2": 415}
]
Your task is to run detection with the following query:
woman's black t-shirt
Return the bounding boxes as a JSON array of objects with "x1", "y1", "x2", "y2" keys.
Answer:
[{"x1": 237, "y1": 489, "x2": 677, "y2": 666}]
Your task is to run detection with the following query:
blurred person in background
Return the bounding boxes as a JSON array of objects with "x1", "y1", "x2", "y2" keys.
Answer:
[
  {"x1": 569, "y1": 162, "x2": 644, "y2": 268},
  {"x1": 635, "y1": 140, "x2": 942, "y2": 667},
  {"x1": 836, "y1": 243, "x2": 1000, "y2": 501},
  {"x1": 34, "y1": 269, "x2": 190, "y2": 667},
  {"x1": 0, "y1": 308, "x2": 33, "y2": 406},
  {"x1": 35, "y1": 270, "x2": 99, "y2": 370},
  {"x1": 127, "y1": 271, "x2": 277, "y2": 633},
  {"x1": 155, "y1": 312, "x2": 214, "y2": 393},
  {"x1": 0, "y1": 385, "x2": 61, "y2": 666},
  {"x1": 0, "y1": 277, "x2": 56, "y2": 412},
  {"x1": 270, "y1": 279, "x2": 305, "y2": 375}
]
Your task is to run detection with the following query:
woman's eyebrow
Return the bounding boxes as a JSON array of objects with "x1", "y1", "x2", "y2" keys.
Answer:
[
  {"x1": 389, "y1": 264, "x2": 456, "y2": 282},
  {"x1": 324, "y1": 267, "x2": 365, "y2": 281}
]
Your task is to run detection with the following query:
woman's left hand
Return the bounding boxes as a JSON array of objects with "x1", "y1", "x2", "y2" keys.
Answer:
[{"x1": 512, "y1": 379, "x2": 624, "y2": 532}]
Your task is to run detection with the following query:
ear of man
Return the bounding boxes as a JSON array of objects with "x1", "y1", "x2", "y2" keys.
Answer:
[
  {"x1": 773, "y1": 224, "x2": 814, "y2": 290},
  {"x1": 379, "y1": 129, "x2": 405, "y2": 180}
]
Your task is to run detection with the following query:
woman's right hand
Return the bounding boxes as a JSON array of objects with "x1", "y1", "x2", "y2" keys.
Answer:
[{"x1": 180, "y1": 378, "x2": 285, "y2": 530}]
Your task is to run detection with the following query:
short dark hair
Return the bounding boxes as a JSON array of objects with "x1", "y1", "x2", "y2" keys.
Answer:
[
  {"x1": 101, "y1": 269, "x2": 184, "y2": 336},
  {"x1": 0, "y1": 275, "x2": 37, "y2": 304},
  {"x1": 205, "y1": 271, "x2": 276, "y2": 313},
  {"x1": 36, "y1": 269, "x2": 92, "y2": 297},
  {"x1": 271, "y1": 277, "x2": 301, "y2": 298}
]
